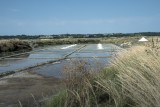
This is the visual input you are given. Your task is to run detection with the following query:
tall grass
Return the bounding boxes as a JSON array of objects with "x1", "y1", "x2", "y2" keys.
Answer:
[
  {"x1": 97, "y1": 46, "x2": 160, "y2": 107},
  {"x1": 45, "y1": 60, "x2": 101, "y2": 107},
  {"x1": 45, "y1": 44, "x2": 160, "y2": 107},
  {"x1": 63, "y1": 60, "x2": 102, "y2": 107}
]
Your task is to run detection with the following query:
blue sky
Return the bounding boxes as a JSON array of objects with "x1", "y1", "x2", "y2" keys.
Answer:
[{"x1": 0, "y1": 0, "x2": 160, "y2": 35}]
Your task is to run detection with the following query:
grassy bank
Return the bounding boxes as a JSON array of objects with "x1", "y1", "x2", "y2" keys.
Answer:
[
  {"x1": 33, "y1": 38, "x2": 101, "y2": 47},
  {"x1": 0, "y1": 39, "x2": 32, "y2": 53},
  {"x1": 45, "y1": 44, "x2": 160, "y2": 107}
]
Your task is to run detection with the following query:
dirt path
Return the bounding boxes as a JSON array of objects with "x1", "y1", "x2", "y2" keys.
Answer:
[{"x1": 0, "y1": 71, "x2": 62, "y2": 107}]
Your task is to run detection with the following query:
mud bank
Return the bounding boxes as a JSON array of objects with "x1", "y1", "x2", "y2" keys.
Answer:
[{"x1": 0, "y1": 71, "x2": 62, "y2": 107}]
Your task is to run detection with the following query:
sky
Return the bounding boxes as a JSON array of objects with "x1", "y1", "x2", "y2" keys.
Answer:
[{"x1": 0, "y1": 0, "x2": 160, "y2": 35}]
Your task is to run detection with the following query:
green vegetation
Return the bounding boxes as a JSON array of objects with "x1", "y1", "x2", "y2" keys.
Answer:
[
  {"x1": 45, "y1": 91, "x2": 67, "y2": 107},
  {"x1": 45, "y1": 42, "x2": 160, "y2": 107}
]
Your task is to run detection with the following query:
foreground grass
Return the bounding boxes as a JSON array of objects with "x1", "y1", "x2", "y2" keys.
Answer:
[
  {"x1": 97, "y1": 46, "x2": 160, "y2": 107},
  {"x1": 45, "y1": 45, "x2": 160, "y2": 107}
]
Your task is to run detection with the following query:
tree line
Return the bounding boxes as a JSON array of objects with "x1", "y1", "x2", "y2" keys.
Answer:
[{"x1": 0, "y1": 32, "x2": 160, "y2": 39}]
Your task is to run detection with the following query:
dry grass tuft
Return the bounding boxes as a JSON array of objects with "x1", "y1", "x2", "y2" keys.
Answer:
[
  {"x1": 0, "y1": 39, "x2": 31, "y2": 53},
  {"x1": 97, "y1": 46, "x2": 160, "y2": 107},
  {"x1": 46, "y1": 42, "x2": 160, "y2": 107},
  {"x1": 62, "y1": 60, "x2": 99, "y2": 107}
]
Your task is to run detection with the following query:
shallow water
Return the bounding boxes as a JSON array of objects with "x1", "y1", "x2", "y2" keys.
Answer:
[
  {"x1": 32, "y1": 58, "x2": 109, "y2": 78},
  {"x1": 0, "y1": 44, "x2": 83, "y2": 73},
  {"x1": 32, "y1": 44, "x2": 121, "y2": 78},
  {"x1": 0, "y1": 44, "x2": 122, "y2": 77}
]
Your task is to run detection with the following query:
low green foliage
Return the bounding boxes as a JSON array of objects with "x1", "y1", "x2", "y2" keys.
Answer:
[{"x1": 45, "y1": 90, "x2": 67, "y2": 107}]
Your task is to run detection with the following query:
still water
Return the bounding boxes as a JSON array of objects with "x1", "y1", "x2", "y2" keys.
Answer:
[{"x1": 0, "y1": 44, "x2": 122, "y2": 77}]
